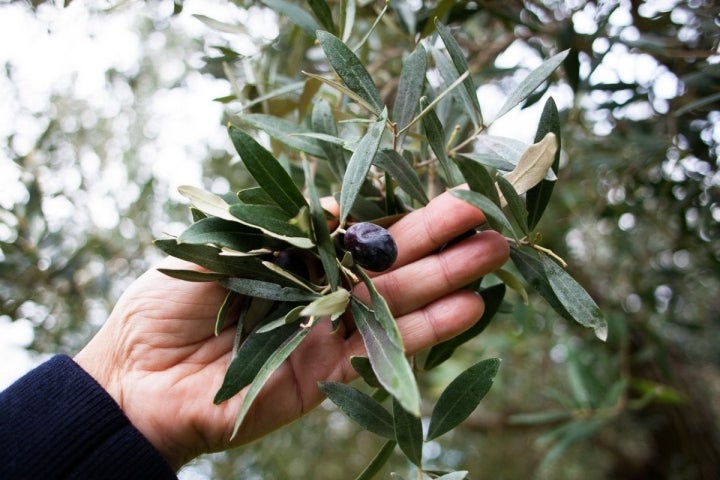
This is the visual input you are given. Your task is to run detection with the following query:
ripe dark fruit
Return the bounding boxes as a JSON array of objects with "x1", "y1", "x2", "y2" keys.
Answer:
[{"x1": 343, "y1": 222, "x2": 398, "y2": 272}]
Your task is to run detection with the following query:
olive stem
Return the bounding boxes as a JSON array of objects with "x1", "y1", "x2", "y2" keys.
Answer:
[{"x1": 507, "y1": 237, "x2": 569, "y2": 268}]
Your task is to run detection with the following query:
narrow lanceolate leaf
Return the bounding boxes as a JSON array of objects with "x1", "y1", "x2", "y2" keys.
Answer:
[
  {"x1": 221, "y1": 277, "x2": 320, "y2": 302},
  {"x1": 307, "y1": 0, "x2": 335, "y2": 33},
  {"x1": 503, "y1": 133, "x2": 557, "y2": 200},
  {"x1": 451, "y1": 190, "x2": 520, "y2": 241},
  {"x1": 178, "y1": 216, "x2": 273, "y2": 252},
  {"x1": 261, "y1": 0, "x2": 320, "y2": 37},
  {"x1": 434, "y1": 472, "x2": 469, "y2": 480},
  {"x1": 540, "y1": 250, "x2": 607, "y2": 341},
  {"x1": 430, "y1": 47, "x2": 480, "y2": 127},
  {"x1": 351, "y1": 298, "x2": 420, "y2": 416},
  {"x1": 422, "y1": 101, "x2": 461, "y2": 186},
  {"x1": 339, "y1": 109, "x2": 387, "y2": 224},
  {"x1": 319, "y1": 382, "x2": 395, "y2": 439},
  {"x1": 312, "y1": 99, "x2": 347, "y2": 181},
  {"x1": 493, "y1": 49, "x2": 570, "y2": 121},
  {"x1": 303, "y1": 159, "x2": 341, "y2": 290},
  {"x1": 374, "y1": 150, "x2": 429, "y2": 205},
  {"x1": 178, "y1": 185, "x2": 236, "y2": 221},
  {"x1": 215, "y1": 290, "x2": 239, "y2": 335},
  {"x1": 350, "y1": 356, "x2": 382, "y2": 388},
  {"x1": 455, "y1": 157, "x2": 501, "y2": 206},
  {"x1": 435, "y1": 19, "x2": 482, "y2": 121},
  {"x1": 317, "y1": 30, "x2": 384, "y2": 114},
  {"x1": 393, "y1": 43, "x2": 427, "y2": 145},
  {"x1": 156, "y1": 269, "x2": 227, "y2": 282},
  {"x1": 154, "y1": 239, "x2": 287, "y2": 283},
  {"x1": 255, "y1": 304, "x2": 306, "y2": 334},
  {"x1": 228, "y1": 125, "x2": 308, "y2": 217},
  {"x1": 526, "y1": 97, "x2": 561, "y2": 230},
  {"x1": 234, "y1": 113, "x2": 326, "y2": 158},
  {"x1": 426, "y1": 358, "x2": 500, "y2": 440},
  {"x1": 214, "y1": 322, "x2": 300, "y2": 404},
  {"x1": 393, "y1": 397, "x2": 424, "y2": 466},
  {"x1": 354, "y1": 440, "x2": 397, "y2": 480},
  {"x1": 231, "y1": 323, "x2": 314, "y2": 438},
  {"x1": 424, "y1": 283, "x2": 505, "y2": 370},
  {"x1": 509, "y1": 246, "x2": 607, "y2": 341},
  {"x1": 300, "y1": 288, "x2": 349, "y2": 318},
  {"x1": 496, "y1": 174, "x2": 529, "y2": 236},
  {"x1": 355, "y1": 268, "x2": 403, "y2": 349},
  {"x1": 228, "y1": 203, "x2": 314, "y2": 249}
]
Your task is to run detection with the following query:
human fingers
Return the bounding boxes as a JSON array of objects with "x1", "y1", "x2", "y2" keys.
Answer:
[
  {"x1": 387, "y1": 188, "x2": 487, "y2": 268},
  {"x1": 353, "y1": 230, "x2": 508, "y2": 318}
]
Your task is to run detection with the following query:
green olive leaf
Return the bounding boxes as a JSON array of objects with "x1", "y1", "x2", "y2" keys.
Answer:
[
  {"x1": 451, "y1": 189, "x2": 520, "y2": 241},
  {"x1": 339, "y1": 108, "x2": 387, "y2": 224},
  {"x1": 350, "y1": 298, "x2": 420, "y2": 416},
  {"x1": 354, "y1": 440, "x2": 397, "y2": 480},
  {"x1": 311, "y1": 99, "x2": 348, "y2": 181},
  {"x1": 374, "y1": 149, "x2": 429, "y2": 206},
  {"x1": 178, "y1": 216, "x2": 274, "y2": 252},
  {"x1": 228, "y1": 125, "x2": 308, "y2": 217},
  {"x1": 319, "y1": 381, "x2": 395, "y2": 439},
  {"x1": 233, "y1": 113, "x2": 326, "y2": 158},
  {"x1": 230, "y1": 322, "x2": 315, "y2": 438},
  {"x1": 424, "y1": 283, "x2": 505, "y2": 370},
  {"x1": 493, "y1": 49, "x2": 569, "y2": 121},
  {"x1": 228, "y1": 203, "x2": 314, "y2": 249},
  {"x1": 307, "y1": 0, "x2": 335, "y2": 33},
  {"x1": 350, "y1": 356, "x2": 383, "y2": 389},
  {"x1": 177, "y1": 185, "x2": 236, "y2": 221},
  {"x1": 426, "y1": 358, "x2": 500, "y2": 440},
  {"x1": 393, "y1": 397, "x2": 423, "y2": 466},
  {"x1": 220, "y1": 278, "x2": 320, "y2": 302},
  {"x1": 214, "y1": 321, "x2": 301, "y2": 404},
  {"x1": 260, "y1": 0, "x2": 320, "y2": 38},
  {"x1": 435, "y1": 19, "x2": 482, "y2": 123},
  {"x1": 393, "y1": 43, "x2": 427, "y2": 147},
  {"x1": 496, "y1": 174, "x2": 529, "y2": 236},
  {"x1": 156, "y1": 269, "x2": 227, "y2": 282},
  {"x1": 421, "y1": 98, "x2": 462, "y2": 186},
  {"x1": 509, "y1": 245, "x2": 607, "y2": 341},
  {"x1": 429, "y1": 47, "x2": 480, "y2": 128},
  {"x1": 317, "y1": 30, "x2": 384, "y2": 114},
  {"x1": 526, "y1": 97, "x2": 562, "y2": 230}
]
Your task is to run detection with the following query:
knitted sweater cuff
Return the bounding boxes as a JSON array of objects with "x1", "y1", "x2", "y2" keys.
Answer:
[{"x1": 0, "y1": 355, "x2": 178, "y2": 480}]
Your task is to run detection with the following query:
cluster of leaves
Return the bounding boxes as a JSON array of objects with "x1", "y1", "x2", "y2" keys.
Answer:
[{"x1": 156, "y1": 8, "x2": 606, "y2": 479}]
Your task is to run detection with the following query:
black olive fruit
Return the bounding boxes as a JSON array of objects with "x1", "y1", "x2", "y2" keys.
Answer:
[{"x1": 343, "y1": 222, "x2": 398, "y2": 272}]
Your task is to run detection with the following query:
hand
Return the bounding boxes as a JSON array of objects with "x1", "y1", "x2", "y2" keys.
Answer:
[{"x1": 74, "y1": 190, "x2": 509, "y2": 470}]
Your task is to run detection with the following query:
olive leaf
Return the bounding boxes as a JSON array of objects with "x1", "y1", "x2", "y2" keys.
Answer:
[
  {"x1": 215, "y1": 290, "x2": 239, "y2": 335},
  {"x1": 424, "y1": 283, "x2": 505, "y2": 370},
  {"x1": 354, "y1": 267, "x2": 404, "y2": 348},
  {"x1": 319, "y1": 382, "x2": 395, "y2": 439},
  {"x1": 393, "y1": 43, "x2": 427, "y2": 147},
  {"x1": 430, "y1": 46, "x2": 480, "y2": 127},
  {"x1": 214, "y1": 321, "x2": 300, "y2": 404},
  {"x1": 451, "y1": 189, "x2": 520, "y2": 240},
  {"x1": 355, "y1": 440, "x2": 397, "y2": 480},
  {"x1": 230, "y1": 322, "x2": 315, "y2": 438},
  {"x1": 421, "y1": 98, "x2": 462, "y2": 186},
  {"x1": 177, "y1": 185, "x2": 236, "y2": 221},
  {"x1": 435, "y1": 19, "x2": 482, "y2": 122},
  {"x1": 178, "y1": 216, "x2": 273, "y2": 252},
  {"x1": 255, "y1": 304, "x2": 306, "y2": 334},
  {"x1": 393, "y1": 397, "x2": 424, "y2": 466},
  {"x1": 311, "y1": 99, "x2": 347, "y2": 181},
  {"x1": 233, "y1": 113, "x2": 327, "y2": 158},
  {"x1": 302, "y1": 159, "x2": 341, "y2": 290},
  {"x1": 350, "y1": 356, "x2": 383, "y2": 389},
  {"x1": 300, "y1": 288, "x2": 349, "y2": 318},
  {"x1": 221, "y1": 278, "x2": 320, "y2": 302},
  {"x1": 374, "y1": 149, "x2": 429, "y2": 206},
  {"x1": 156, "y1": 269, "x2": 227, "y2": 282},
  {"x1": 496, "y1": 174, "x2": 529, "y2": 236},
  {"x1": 228, "y1": 125, "x2": 308, "y2": 217},
  {"x1": 493, "y1": 49, "x2": 570, "y2": 121},
  {"x1": 339, "y1": 108, "x2": 388, "y2": 224},
  {"x1": 260, "y1": 0, "x2": 320, "y2": 37},
  {"x1": 426, "y1": 358, "x2": 500, "y2": 440},
  {"x1": 526, "y1": 97, "x2": 561, "y2": 230},
  {"x1": 501, "y1": 132, "x2": 557, "y2": 203},
  {"x1": 228, "y1": 203, "x2": 314, "y2": 249},
  {"x1": 306, "y1": 0, "x2": 335, "y2": 33},
  {"x1": 350, "y1": 298, "x2": 420, "y2": 416},
  {"x1": 509, "y1": 245, "x2": 607, "y2": 341},
  {"x1": 317, "y1": 30, "x2": 384, "y2": 114}
]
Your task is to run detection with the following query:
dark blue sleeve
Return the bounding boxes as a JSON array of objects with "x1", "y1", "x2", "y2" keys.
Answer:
[{"x1": 0, "y1": 355, "x2": 178, "y2": 480}]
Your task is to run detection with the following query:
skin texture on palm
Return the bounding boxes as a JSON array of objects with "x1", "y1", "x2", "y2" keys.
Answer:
[{"x1": 74, "y1": 189, "x2": 509, "y2": 470}]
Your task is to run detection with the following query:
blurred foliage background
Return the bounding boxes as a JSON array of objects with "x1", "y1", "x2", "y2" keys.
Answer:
[{"x1": 1, "y1": 0, "x2": 718, "y2": 478}]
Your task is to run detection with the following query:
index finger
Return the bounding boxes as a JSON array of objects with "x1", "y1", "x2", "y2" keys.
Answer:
[{"x1": 388, "y1": 188, "x2": 486, "y2": 267}]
